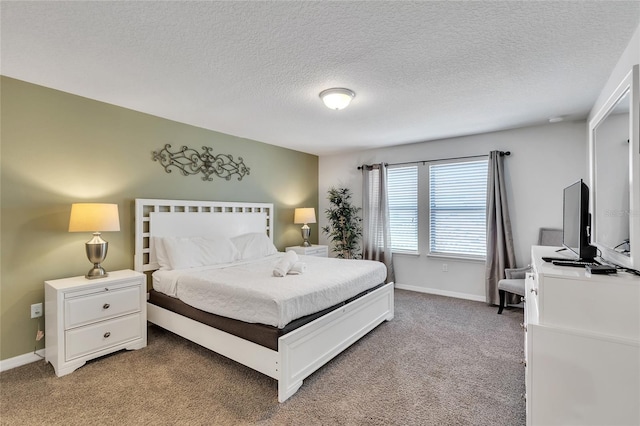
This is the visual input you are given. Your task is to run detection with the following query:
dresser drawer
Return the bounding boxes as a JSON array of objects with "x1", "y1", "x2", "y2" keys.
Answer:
[
  {"x1": 65, "y1": 313, "x2": 142, "y2": 360},
  {"x1": 525, "y1": 272, "x2": 539, "y2": 324},
  {"x1": 65, "y1": 285, "x2": 141, "y2": 329}
]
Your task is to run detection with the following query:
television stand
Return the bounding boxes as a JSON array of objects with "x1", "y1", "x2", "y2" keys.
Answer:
[{"x1": 525, "y1": 246, "x2": 639, "y2": 425}]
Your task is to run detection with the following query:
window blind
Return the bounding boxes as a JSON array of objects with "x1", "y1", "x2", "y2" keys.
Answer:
[
  {"x1": 429, "y1": 160, "x2": 488, "y2": 258},
  {"x1": 388, "y1": 166, "x2": 418, "y2": 252}
]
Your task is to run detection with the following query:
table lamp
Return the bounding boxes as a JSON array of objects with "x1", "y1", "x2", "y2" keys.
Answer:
[
  {"x1": 69, "y1": 203, "x2": 120, "y2": 279},
  {"x1": 294, "y1": 207, "x2": 316, "y2": 247}
]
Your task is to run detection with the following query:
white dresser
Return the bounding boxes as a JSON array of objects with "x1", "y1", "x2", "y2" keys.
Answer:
[
  {"x1": 45, "y1": 269, "x2": 147, "y2": 377},
  {"x1": 525, "y1": 246, "x2": 640, "y2": 425},
  {"x1": 284, "y1": 245, "x2": 328, "y2": 257}
]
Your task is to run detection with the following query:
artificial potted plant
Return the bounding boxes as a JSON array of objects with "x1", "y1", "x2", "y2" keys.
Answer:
[{"x1": 322, "y1": 186, "x2": 362, "y2": 259}]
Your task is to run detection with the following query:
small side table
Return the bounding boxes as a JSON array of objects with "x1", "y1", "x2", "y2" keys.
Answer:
[
  {"x1": 285, "y1": 245, "x2": 329, "y2": 258},
  {"x1": 45, "y1": 269, "x2": 147, "y2": 377}
]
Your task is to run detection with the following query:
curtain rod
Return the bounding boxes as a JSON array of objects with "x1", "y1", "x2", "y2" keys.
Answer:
[{"x1": 357, "y1": 151, "x2": 510, "y2": 170}]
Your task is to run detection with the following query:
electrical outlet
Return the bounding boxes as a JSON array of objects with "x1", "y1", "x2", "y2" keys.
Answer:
[
  {"x1": 442, "y1": 264, "x2": 448, "y2": 272},
  {"x1": 31, "y1": 303, "x2": 43, "y2": 318}
]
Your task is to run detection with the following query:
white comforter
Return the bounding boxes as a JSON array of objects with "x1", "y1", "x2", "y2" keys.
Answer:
[{"x1": 152, "y1": 253, "x2": 387, "y2": 328}]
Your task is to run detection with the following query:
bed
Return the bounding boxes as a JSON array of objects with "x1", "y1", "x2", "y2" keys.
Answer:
[{"x1": 134, "y1": 198, "x2": 395, "y2": 402}]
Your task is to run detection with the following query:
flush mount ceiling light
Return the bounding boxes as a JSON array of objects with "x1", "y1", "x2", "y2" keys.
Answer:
[{"x1": 319, "y1": 88, "x2": 355, "y2": 110}]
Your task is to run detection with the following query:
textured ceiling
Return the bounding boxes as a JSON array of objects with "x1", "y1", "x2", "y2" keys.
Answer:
[{"x1": 2, "y1": 1, "x2": 639, "y2": 155}]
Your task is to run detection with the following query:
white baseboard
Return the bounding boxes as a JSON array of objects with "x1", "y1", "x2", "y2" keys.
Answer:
[
  {"x1": 394, "y1": 283, "x2": 487, "y2": 303},
  {"x1": 0, "y1": 349, "x2": 45, "y2": 373}
]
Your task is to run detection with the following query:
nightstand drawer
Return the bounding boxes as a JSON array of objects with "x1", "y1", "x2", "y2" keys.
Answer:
[
  {"x1": 65, "y1": 285, "x2": 141, "y2": 329},
  {"x1": 285, "y1": 245, "x2": 329, "y2": 257},
  {"x1": 65, "y1": 313, "x2": 142, "y2": 360},
  {"x1": 304, "y1": 246, "x2": 328, "y2": 257}
]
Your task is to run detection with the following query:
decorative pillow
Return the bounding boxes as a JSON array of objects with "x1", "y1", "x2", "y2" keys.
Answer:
[
  {"x1": 231, "y1": 232, "x2": 278, "y2": 260},
  {"x1": 161, "y1": 236, "x2": 240, "y2": 270},
  {"x1": 152, "y1": 237, "x2": 172, "y2": 271}
]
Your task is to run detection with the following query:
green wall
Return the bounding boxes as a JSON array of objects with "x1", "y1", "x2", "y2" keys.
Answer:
[{"x1": 0, "y1": 76, "x2": 319, "y2": 360}]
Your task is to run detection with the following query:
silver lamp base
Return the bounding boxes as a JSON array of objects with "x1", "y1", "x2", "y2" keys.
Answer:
[
  {"x1": 300, "y1": 224, "x2": 311, "y2": 247},
  {"x1": 86, "y1": 265, "x2": 109, "y2": 280},
  {"x1": 85, "y1": 232, "x2": 109, "y2": 279}
]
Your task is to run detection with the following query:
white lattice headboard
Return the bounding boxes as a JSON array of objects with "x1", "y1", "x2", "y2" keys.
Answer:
[{"x1": 134, "y1": 199, "x2": 274, "y2": 272}]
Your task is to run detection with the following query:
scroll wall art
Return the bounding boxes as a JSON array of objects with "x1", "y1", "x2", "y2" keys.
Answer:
[{"x1": 152, "y1": 144, "x2": 250, "y2": 181}]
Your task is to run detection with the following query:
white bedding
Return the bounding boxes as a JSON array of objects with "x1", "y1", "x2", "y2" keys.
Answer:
[{"x1": 152, "y1": 253, "x2": 387, "y2": 328}]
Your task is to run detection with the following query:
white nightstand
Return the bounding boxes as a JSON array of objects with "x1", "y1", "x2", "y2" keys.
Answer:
[
  {"x1": 45, "y1": 269, "x2": 147, "y2": 377},
  {"x1": 285, "y1": 245, "x2": 329, "y2": 257}
]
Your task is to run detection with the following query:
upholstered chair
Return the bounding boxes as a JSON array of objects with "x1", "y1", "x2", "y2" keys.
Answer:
[{"x1": 497, "y1": 228, "x2": 562, "y2": 314}]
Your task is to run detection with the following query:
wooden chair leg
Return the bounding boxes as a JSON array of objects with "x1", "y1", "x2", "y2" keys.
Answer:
[{"x1": 498, "y1": 290, "x2": 506, "y2": 314}]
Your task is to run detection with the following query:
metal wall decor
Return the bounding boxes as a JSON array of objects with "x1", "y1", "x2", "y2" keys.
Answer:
[{"x1": 152, "y1": 144, "x2": 250, "y2": 181}]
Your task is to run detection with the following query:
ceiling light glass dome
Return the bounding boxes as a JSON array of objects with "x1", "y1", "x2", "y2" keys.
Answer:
[{"x1": 319, "y1": 88, "x2": 355, "y2": 110}]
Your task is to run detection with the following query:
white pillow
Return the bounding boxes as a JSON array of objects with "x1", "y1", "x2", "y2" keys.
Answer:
[
  {"x1": 231, "y1": 232, "x2": 278, "y2": 260},
  {"x1": 152, "y1": 237, "x2": 172, "y2": 270},
  {"x1": 161, "y1": 236, "x2": 240, "y2": 270}
]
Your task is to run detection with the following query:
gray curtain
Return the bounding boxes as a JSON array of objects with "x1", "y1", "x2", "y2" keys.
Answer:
[
  {"x1": 362, "y1": 163, "x2": 395, "y2": 283},
  {"x1": 485, "y1": 151, "x2": 516, "y2": 305}
]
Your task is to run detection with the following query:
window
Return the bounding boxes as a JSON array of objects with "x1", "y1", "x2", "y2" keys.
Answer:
[
  {"x1": 429, "y1": 160, "x2": 488, "y2": 258},
  {"x1": 372, "y1": 159, "x2": 488, "y2": 258},
  {"x1": 387, "y1": 166, "x2": 418, "y2": 252}
]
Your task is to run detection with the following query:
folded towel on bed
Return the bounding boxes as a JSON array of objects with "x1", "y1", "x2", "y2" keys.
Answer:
[
  {"x1": 273, "y1": 250, "x2": 299, "y2": 277},
  {"x1": 288, "y1": 261, "x2": 307, "y2": 275}
]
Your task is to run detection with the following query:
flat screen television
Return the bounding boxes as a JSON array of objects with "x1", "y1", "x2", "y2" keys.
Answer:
[{"x1": 563, "y1": 179, "x2": 597, "y2": 261}]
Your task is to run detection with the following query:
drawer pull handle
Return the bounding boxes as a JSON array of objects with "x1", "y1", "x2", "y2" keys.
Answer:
[
  {"x1": 103, "y1": 303, "x2": 110, "y2": 310},
  {"x1": 520, "y1": 296, "x2": 526, "y2": 303},
  {"x1": 520, "y1": 322, "x2": 528, "y2": 332},
  {"x1": 104, "y1": 332, "x2": 111, "y2": 338},
  {"x1": 530, "y1": 288, "x2": 538, "y2": 295}
]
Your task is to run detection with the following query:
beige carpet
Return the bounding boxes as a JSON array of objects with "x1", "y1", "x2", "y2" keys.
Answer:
[{"x1": 0, "y1": 289, "x2": 525, "y2": 425}]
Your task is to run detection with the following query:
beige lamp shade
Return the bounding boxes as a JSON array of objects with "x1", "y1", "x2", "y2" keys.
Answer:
[
  {"x1": 294, "y1": 208, "x2": 316, "y2": 224},
  {"x1": 69, "y1": 203, "x2": 121, "y2": 232}
]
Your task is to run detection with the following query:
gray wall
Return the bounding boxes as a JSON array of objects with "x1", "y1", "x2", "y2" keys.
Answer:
[
  {"x1": 0, "y1": 77, "x2": 319, "y2": 360},
  {"x1": 590, "y1": 24, "x2": 639, "y2": 122}
]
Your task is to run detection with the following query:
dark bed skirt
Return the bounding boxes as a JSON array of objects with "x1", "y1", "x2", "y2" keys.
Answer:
[{"x1": 148, "y1": 283, "x2": 385, "y2": 351}]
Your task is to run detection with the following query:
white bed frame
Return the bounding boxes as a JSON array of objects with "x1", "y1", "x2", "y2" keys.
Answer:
[{"x1": 134, "y1": 198, "x2": 394, "y2": 402}]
